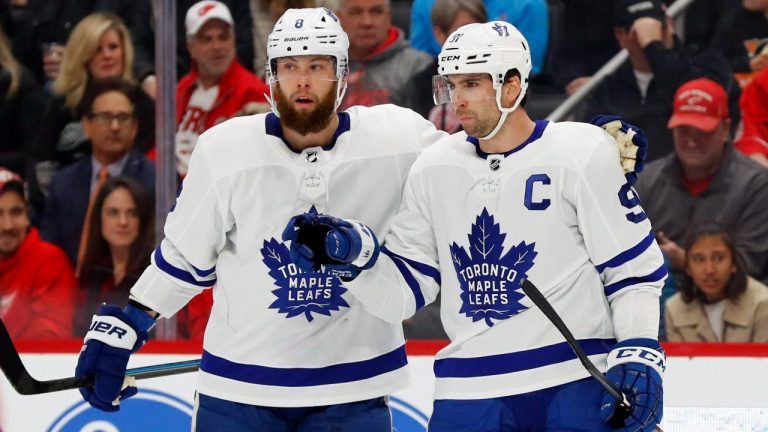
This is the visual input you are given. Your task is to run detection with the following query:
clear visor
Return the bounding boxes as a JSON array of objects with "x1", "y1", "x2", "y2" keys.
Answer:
[{"x1": 432, "y1": 74, "x2": 495, "y2": 105}]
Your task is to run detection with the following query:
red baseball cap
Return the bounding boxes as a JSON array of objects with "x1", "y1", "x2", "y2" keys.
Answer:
[
  {"x1": 0, "y1": 167, "x2": 24, "y2": 196},
  {"x1": 667, "y1": 78, "x2": 729, "y2": 132}
]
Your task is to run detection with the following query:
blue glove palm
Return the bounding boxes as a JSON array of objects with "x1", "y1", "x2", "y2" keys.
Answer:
[
  {"x1": 600, "y1": 338, "x2": 665, "y2": 432},
  {"x1": 282, "y1": 212, "x2": 380, "y2": 280},
  {"x1": 75, "y1": 304, "x2": 155, "y2": 412},
  {"x1": 589, "y1": 115, "x2": 649, "y2": 185}
]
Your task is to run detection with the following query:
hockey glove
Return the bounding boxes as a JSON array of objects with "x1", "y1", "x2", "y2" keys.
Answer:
[
  {"x1": 600, "y1": 338, "x2": 665, "y2": 432},
  {"x1": 75, "y1": 303, "x2": 155, "y2": 412},
  {"x1": 282, "y1": 212, "x2": 380, "y2": 280},
  {"x1": 590, "y1": 115, "x2": 648, "y2": 185}
]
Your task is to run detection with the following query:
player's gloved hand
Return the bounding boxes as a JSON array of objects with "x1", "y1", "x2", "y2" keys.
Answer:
[
  {"x1": 590, "y1": 115, "x2": 648, "y2": 185},
  {"x1": 282, "y1": 212, "x2": 380, "y2": 280},
  {"x1": 75, "y1": 303, "x2": 155, "y2": 412},
  {"x1": 600, "y1": 338, "x2": 665, "y2": 432}
]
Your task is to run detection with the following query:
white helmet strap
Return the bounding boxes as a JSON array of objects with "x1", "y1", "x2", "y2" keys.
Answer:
[{"x1": 479, "y1": 77, "x2": 527, "y2": 140}]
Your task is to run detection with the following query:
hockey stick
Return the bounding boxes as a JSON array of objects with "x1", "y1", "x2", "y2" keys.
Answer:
[
  {"x1": 519, "y1": 279, "x2": 632, "y2": 428},
  {"x1": 0, "y1": 318, "x2": 200, "y2": 395}
]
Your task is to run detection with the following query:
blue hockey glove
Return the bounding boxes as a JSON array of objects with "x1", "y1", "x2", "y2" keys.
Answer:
[
  {"x1": 600, "y1": 338, "x2": 665, "y2": 432},
  {"x1": 282, "y1": 212, "x2": 380, "y2": 280},
  {"x1": 590, "y1": 115, "x2": 648, "y2": 185},
  {"x1": 75, "y1": 303, "x2": 155, "y2": 412}
]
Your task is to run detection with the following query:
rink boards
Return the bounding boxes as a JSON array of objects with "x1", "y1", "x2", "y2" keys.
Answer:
[{"x1": 1, "y1": 341, "x2": 767, "y2": 431}]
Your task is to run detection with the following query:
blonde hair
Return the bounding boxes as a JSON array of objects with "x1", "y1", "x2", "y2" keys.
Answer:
[
  {"x1": 53, "y1": 12, "x2": 135, "y2": 111},
  {"x1": 0, "y1": 24, "x2": 21, "y2": 99}
]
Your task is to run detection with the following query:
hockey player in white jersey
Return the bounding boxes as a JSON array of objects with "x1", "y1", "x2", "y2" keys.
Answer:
[
  {"x1": 72, "y1": 7, "x2": 447, "y2": 431},
  {"x1": 286, "y1": 21, "x2": 666, "y2": 432}
]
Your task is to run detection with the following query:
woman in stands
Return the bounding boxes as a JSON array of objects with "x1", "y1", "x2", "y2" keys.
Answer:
[
  {"x1": 665, "y1": 221, "x2": 768, "y2": 342},
  {"x1": 73, "y1": 176, "x2": 154, "y2": 335},
  {"x1": 29, "y1": 12, "x2": 154, "y2": 216}
]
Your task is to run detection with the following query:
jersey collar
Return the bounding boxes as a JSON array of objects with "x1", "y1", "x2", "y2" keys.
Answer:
[
  {"x1": 468, "y1": 119, "x2": 549, "y2": 159},
  {"x1": 265, "y1": 112, "x2": 351, "y2": 154}
]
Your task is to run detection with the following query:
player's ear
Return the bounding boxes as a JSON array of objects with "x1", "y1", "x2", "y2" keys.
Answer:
[{"x1": 501, "y1": 75, "x2": 521, "y2": 107}]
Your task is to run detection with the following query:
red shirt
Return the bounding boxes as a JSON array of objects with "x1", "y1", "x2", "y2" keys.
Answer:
[{"x1": 0, "y1": 228, "x2": 77, "y2": 340}]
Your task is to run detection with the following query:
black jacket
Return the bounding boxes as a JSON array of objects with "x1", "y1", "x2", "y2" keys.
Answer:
[
  {"x1": 581, "y1": 40, "x2": 738, "y2": 161},
  {"x1": 0, "y1": 65, "x2": 46, "y2": 174}
]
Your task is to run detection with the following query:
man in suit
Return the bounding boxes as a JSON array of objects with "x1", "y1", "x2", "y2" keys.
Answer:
[{"x1": 40, "y1": 77, "x2": 155, "y2": 266}]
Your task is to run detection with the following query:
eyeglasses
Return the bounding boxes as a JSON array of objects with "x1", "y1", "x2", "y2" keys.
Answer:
[{"x1": 88, "y1": 112, "x2": 135, "y2": 125}]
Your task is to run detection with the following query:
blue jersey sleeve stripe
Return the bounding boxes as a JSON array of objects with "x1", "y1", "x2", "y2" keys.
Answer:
[
  {"x1": 200, "y1": 345, "x2": 407, "y2": 386},
  {"x1": 191, "y1": 264, "x2": 216, "y2": 278},
  {"x1": 381, "y1": 248, "x2": 426, "y2": 310},
  {"x1": 381, "y1": 246, "x2": 441, "y2": 285},
  {"x1": 603, "y1": 264, "x2": 668, "y2": 297},
  {"x1": 434, "y1": 338, "x2": 615, "y2": 378},
  {"x1": 595, "y1": 230, "x2": 656, "y2": 273},
  {"x1": 154, "y1": 247, "x2": 217, "y2": 287}
]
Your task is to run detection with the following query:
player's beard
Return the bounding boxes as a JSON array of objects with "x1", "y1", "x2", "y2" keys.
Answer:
[
  {"x1": 275, "y1": 83, "x2": 337, "y2": 135},
  {"x1": 456, "y1": 103, "x2": 502, "y2": 138}
]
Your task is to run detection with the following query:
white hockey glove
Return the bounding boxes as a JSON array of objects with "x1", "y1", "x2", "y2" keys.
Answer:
[{"x1": 590, "y1": 115, "x2": 648, "y2": 185}]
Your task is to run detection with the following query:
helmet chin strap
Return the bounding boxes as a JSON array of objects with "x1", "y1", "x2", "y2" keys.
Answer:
[{"x1": 477, "y1": 84, "x2": 527, "y2": 141}]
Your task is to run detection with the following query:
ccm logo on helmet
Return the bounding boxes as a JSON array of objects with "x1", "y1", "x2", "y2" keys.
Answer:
[
  {"x1": 284, "y1": 36, "x2": 309, "y2": 42},
  {"x1": 440, "y1": 55, "x2": 461, "y2": 61}
]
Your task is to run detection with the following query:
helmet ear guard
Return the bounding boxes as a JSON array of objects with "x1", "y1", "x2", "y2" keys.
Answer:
[
  {"x1": 434, "y1": 21, "x2": 532, "y2": 139},
  {"x1": 265, "y1": 7, "x2": 350, "y2": 115}
]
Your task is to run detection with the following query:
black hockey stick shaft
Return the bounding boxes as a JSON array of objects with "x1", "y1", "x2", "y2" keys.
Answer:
[
  {"x1": 520, "y1": 279, "x2": 632, "y2": 426},
  {"x1": 0, "y1": 318, "x2": 200, "y2": 395}
]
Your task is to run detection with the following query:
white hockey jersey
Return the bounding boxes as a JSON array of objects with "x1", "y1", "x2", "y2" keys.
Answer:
[
  {"x1": 346, "y1": 120, "x2": 667, "y2": 400},
  {"x1": 129, "y1": 105, "x2": 446, "y2": 407}
]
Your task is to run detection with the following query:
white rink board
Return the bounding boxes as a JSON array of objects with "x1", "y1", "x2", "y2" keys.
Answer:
[{"x1": 1, "y1": 355, "x2": 767, "y2": 431}]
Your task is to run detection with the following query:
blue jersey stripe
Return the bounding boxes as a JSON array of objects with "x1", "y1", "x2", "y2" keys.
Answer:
[
  {"x1": 603, "y1": 263, "x2": 668, "y2": 297},
  {"x1": 595, "y1": 231, "x2": 656, "y2": 273},
  {"x1": 191, "y1": 263, "x2": 216, "y2": 278},
  {"x1": 154, "y1": 247, "x2": 216, "y2": 287},
  {"x1": 200, "y1": 345, "x2": 408, "y2": 387},
  {"x1": 382, "y1": 246, "x2": 441, "y2": 285},
  {"x1": 382, "y1": 248, "x2": 426, "y2": 310},
  {"x1": 434, "y1": 338, "x2": 615, "y2": 378}
]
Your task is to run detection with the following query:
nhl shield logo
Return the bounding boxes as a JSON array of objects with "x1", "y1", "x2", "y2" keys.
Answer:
[
  {"x1": 305, "y1": 151, "x2": 318, "y2": 163},
  {"x1": 488, "y1": 155, "x2": 502, "y2": 171}
]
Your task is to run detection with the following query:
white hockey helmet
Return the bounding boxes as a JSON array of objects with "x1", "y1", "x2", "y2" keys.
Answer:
[
  {"x1": 266, "y1": 7, "x2": 350, "y2": 115},
  {"x1": 434, "y1": 21, "x2": 532, "y2": 139}
]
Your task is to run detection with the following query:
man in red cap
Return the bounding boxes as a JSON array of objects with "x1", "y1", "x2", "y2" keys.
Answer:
[
  {"x1": 0, "y1": 167, "x2": 77, "y2": 340},
  {"x1": 636, "y1": 77, "x2": 768, "y2": 286}
]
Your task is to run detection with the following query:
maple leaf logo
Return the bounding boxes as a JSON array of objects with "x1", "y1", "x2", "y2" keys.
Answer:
[
  {"x1": 261, "y1": 238, "x2": 350, "y2": 322},
  {"x1": 449, "y1": 208, "x2": 537, "y2": 327}
]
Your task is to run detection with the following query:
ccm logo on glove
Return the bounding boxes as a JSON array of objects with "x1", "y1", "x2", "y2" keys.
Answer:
[{"x1": 614, "y1": 347, "x2": 666, "y2": 372}]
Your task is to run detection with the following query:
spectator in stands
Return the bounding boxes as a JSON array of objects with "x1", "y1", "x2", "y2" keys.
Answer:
[
  {"x1": 736, "y1": 66, "x2": 768, "y2": 167},
  {"x1": 321, "y1": 0, "x2": 433, "y2": 111},
  {"x1": 412, "y1": 0, "x2": 486, "y2": 132},
  {"x1": 552, "y1": 0, "x2": 620, "y2": 95},
  {"x1": 29, "y1": 13, "x2": 155, "y2": 218},
  {"x1": 40, "y1": 78, "x2": 155, "y2": 269},
  {"x1": 137, "y1": 0, "x2": 256, "y2": 90},
  {"x1": 174, "y1": 0, "x2": 269, "y2": 176},
  {"x1": 635, "y1": 78, "x2": 768, "y2": 286},
  {"x1": 665, "y1": 221, "x2": 768, "y2": 342},
  {"x1": 581, "y1": 0, "x2": 739, "y2": 161},
  {"x1": 0, "y1": 23, "x2": 45, "y2": 175},
  {"x1": 251, "y1": 0, "x2": 316, "y2": 78},
  {"x1": 4, "y1": 0, "x2": 153, "y2": 88},
  {"x1": 712, "y1": 0, "x2": 768, "y2": 78},
  {"x1": 0, "y1": 167, "x2": 76, "y2": 340},
  {"x1": 409, "y1": 0, "x2": 548, "y2": 76},
  {"x1": 73, "y1": 176, "x2": 154, "y2": 335}
]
